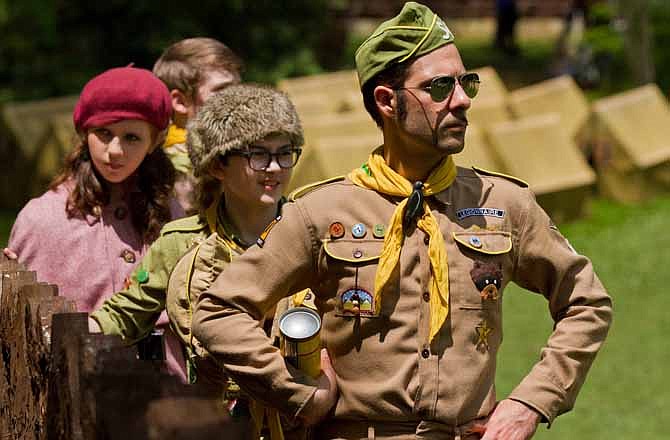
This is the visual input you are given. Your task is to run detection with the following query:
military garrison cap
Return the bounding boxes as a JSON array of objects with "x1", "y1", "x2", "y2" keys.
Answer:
[{"x1": 355, "y1": 1, "x2": 455, "y2": 89}]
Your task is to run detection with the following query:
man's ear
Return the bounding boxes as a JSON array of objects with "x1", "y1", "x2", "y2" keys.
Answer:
[
  {"x1": 374, "y1": 85, "x2": 396, "y2": 120},
  {"x1": 171, "y1": 89, "x2": 193, "y2": 118}
]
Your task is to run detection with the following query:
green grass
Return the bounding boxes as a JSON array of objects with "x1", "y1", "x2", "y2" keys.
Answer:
[{"x1": 497, "y1": 196, "x2": 670, "y2": 438}]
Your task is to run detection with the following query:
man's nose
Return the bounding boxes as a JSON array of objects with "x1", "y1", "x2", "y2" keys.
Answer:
[{"x1": 448, "y1": 82, "x2": 472, "y2": 112}]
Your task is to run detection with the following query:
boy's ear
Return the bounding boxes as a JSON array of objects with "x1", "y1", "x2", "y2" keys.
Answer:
[
  {"x1": 171, "y1": 89, "x2": 193, "y2": 118},
  {"x1": 208, "y1": 157, "x2": 226, "y2": 181}
]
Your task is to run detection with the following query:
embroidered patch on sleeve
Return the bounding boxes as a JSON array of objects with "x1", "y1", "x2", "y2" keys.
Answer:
[{"x1": 456, "y1": 208, "x2": 505, "y2": 220}]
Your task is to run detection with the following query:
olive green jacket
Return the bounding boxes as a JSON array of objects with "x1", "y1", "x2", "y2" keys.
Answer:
[{"x1": 91, "y1": 214, "x2": 210, "y2": 342}]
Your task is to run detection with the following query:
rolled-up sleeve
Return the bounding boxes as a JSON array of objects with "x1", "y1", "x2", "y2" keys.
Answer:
[
  {"x1": 193, "y1": 201, "x2": 320, "y2": 418},
  {"x1": 508, "y1": 190, "x2": 613, "y2": 423}
]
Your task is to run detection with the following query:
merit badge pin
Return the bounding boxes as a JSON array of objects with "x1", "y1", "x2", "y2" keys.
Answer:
[
  {"x1": 475, "y1": 320, "x2": 493, "y2": 351},
  {"x1": 470, "y1": 261, "x2": 503, "y2": 301},
  {"x1": 469, "y1": 236, "x2": 483, "y2": 249},
  {"x1": 373, "y1": 224, "x2": 386, "y2": 239},
  {"x1": 256, "y1": 215, "x2": 282, "y2": 248},
  {"x1": 329, "y1": 222, "x2": 345, "y2": 239},
  {"x1": 340, "y1": 288, "x2": 374, "y2": 316},
  {"x1": 351, "y1": 223, "x2": 367, "y2": 238}
]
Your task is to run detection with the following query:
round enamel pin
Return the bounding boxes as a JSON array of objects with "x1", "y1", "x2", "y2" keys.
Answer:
[
  {"x1": 373, "y1": 224, "x2": 386, "y2": 239},
  {"x1": 469, "y1": 236, "x2": 483, "y2": 248},
  {"x1": 351, "y1": 223, "x2": 367, "y2": 238},
  {"x1": 329, "y1": 222, "x2": 345, "y2": 239}
]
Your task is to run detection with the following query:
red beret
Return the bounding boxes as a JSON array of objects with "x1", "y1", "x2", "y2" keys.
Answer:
[{"x1": 73, "y1": 67, "x2": 172, "y2": 132}]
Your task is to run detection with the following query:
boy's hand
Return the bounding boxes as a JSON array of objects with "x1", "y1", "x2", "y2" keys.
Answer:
[{"x1": 88, "y1": 317, "x2": 102, "y2": 334}]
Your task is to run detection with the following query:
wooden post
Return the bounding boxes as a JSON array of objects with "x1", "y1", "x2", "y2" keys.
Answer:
[
  {"x1": 47, "y1": 313, "x2": 237, "y2": 439},
  {"x1": 1, "y1": 257, "x2": 75, "y2": 440},
  {"x1": 2, "y1": 254, "x2": 240, "y2": 439}
]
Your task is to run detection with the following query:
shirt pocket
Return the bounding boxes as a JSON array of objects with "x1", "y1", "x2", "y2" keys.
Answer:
[
  {"x1": 452, "y1": 230, "x2": 512, "y2": 310},
  {"x1": 321, "y1": 239, "x2": 383, "y2": 317},
  {"x1": 452, "y1": 231, "x2": 512, "y2": 353}
]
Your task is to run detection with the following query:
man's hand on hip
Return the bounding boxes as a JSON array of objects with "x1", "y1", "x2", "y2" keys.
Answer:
[
  {"x1": 479, "y1": 399, "x2": 541, "y2": 440},
  {"x1": 300, "y1": 348, "x2": 338, "y2": 426}
]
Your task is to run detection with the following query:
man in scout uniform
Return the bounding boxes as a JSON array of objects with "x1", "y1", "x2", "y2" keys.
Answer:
[
  {"x1": 192, "y1": 2, "x2": 613, "y2": 439},
  {"x1": 153, "y1": 37, "x2": 243, "y2": 213},
  {"x1": 88, "y1": 84, "x2": 304, "y2": 390}
]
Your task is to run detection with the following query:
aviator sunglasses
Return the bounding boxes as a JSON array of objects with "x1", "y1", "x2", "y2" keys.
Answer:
[{"x1": 398, "y1": 72, "x2": 480, "y2": 102}]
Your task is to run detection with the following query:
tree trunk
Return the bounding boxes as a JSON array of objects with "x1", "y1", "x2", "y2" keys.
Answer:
[{"x1": 617, "y1": 0, "x2": 656, "y2": 84}]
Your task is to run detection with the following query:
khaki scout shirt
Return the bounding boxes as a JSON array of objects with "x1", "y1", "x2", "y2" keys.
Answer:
[{"x1": 193, "y1": 168, "x2": 612, "y2": 428}]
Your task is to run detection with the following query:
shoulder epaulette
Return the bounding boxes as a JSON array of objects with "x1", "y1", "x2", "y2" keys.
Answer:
[
  {"x1": 160, "y1": 214, "x2": 208, "y2": 236},
  {"x1": 288, "y1": 176, "x2": 345, "y2": 201},
  {"x1": 472, "y1": 166, "x2": 528, "y2": 188}
]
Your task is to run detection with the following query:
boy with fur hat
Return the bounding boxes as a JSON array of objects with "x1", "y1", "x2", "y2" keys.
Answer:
[
  {"x1": 89, "y1": 84, "x2": 304, "y2": 389},
  {"x1": 7, "y1": 66, "x2": 183, "y2": 328},
  {"x1": 153, "y1": 37, "x2": 243, "y2": 213},
  {"x1": 192, "y1": 2, "x2": 612, "y2": 439}
]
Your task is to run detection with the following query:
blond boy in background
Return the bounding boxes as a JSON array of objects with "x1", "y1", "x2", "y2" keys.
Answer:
[{"x1": 154, "y1": 37, "x2": 243, "y2": 213}]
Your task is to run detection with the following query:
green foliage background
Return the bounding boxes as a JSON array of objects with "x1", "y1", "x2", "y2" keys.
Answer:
[
  {"x1": 1, "y1": 1, "x2": 670, "y2": 103},
  {"x1": 0, "y1": 0, "x2": 333, "y2": 102}
]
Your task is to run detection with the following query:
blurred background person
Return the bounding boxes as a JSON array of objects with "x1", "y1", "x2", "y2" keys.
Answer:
[
  {"x1": 494, "y1": 0, "x2": 520, "y2": 55},
  {"x1": 153, "y1": 37, "x2": 243, "y2": 214}
]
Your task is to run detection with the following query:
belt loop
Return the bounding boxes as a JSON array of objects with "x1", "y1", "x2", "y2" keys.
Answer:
[{"x1": 368, "y1": 425, "x2": 375, "y2": 440}]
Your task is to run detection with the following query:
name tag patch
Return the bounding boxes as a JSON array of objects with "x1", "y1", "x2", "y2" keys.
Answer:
[{"x1": 457, "y1": 208, "x2": 505, "y2": 220}]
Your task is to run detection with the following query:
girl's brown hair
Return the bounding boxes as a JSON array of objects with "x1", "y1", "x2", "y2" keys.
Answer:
[{"x1": 50, "y1": 137, "x2": 175, "y2": 243}]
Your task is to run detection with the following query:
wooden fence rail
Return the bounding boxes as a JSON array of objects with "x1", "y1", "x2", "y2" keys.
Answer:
[{"x1": 0, "y1": 256, "x2": 242, "y2": 439}]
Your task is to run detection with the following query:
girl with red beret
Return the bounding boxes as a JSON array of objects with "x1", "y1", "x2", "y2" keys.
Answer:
[{"x1": 6, "y1": 67, "x2": 185, "y2": 375}]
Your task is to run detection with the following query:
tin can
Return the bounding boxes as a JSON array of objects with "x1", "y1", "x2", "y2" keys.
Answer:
[{"x1": 279, "y1": 307, "x2": 321, "y2": 378}]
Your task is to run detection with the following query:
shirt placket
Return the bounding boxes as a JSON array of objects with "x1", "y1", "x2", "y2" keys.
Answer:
[{"x1": 412, "y1": 223, "x2": 439, "y2": 419}]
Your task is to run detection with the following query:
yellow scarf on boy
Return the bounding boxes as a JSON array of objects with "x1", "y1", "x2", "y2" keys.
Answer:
[
  {"x1": 348, "y1": 146, "x2": 457, "y2": 341},
  {"x1": 164, "y1": 124, "x2": 187, "y2": 148}
]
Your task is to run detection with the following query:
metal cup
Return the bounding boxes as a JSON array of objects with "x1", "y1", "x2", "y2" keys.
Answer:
[{"x1": 279, "y1": 307, "x2": 321, "y2": 378}]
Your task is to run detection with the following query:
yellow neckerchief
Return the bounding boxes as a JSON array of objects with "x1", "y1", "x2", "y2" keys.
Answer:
[
  {"x1": 164, "y1": 124, "x2": 187, "y2": 148},
  {"x1": 204, "y1": 194, "x2": 247, "y2": 255},
  {"x1": 348, "y1": 146, "x2": 457, "y2": 341}
]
